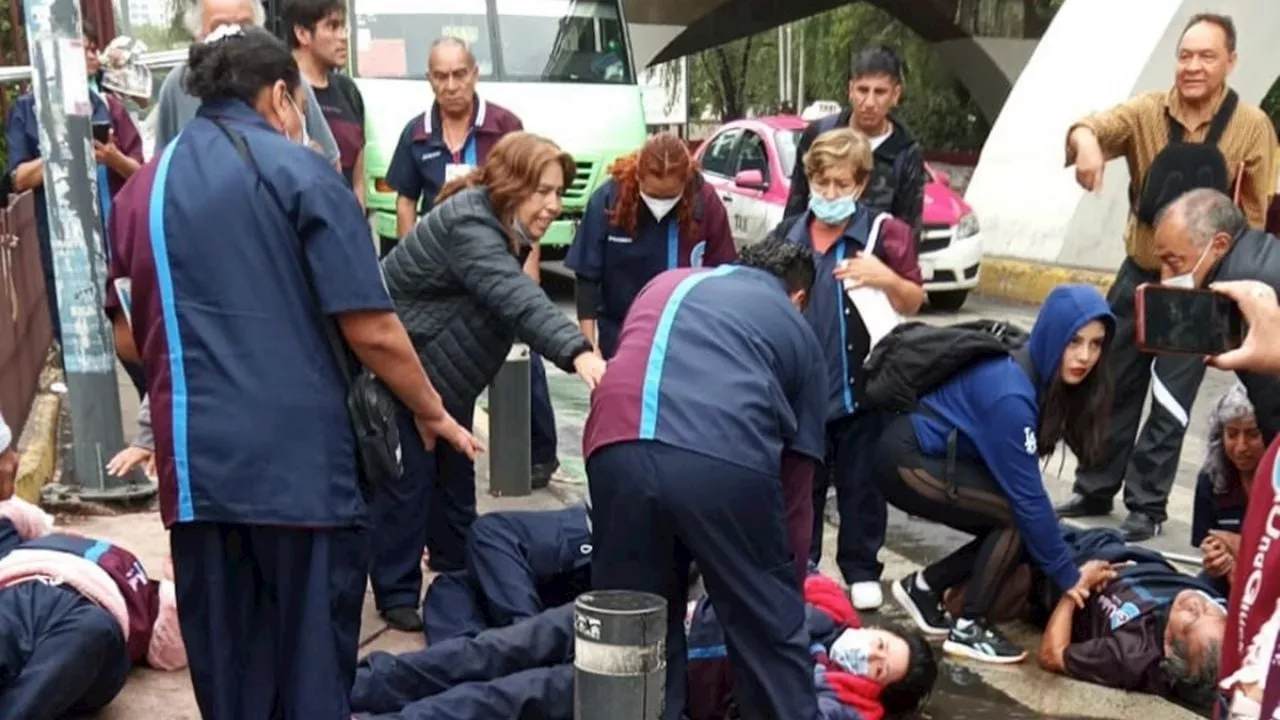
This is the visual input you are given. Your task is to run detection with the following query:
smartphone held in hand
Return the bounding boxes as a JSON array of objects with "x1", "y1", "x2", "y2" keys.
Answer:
[{"x1": 1135, "y1": 283, "x2": 1245, "y2": 356}]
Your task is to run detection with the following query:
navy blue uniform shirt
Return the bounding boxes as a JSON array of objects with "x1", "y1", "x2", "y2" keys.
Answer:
[
  {"x1": 584, "y1": 266, "x2": 827, "y2": 479},
  {"x1": 565, "y1": 179, "x2": 737, "y2": 358},
  {"x1": 104, "y1": 99, "x2": 394, "y2": 528},
  {"x1": 910, "y1": 285, "x2": 1114, "y2": 593},
  {"x1": 384, "y1": 97, "x2": 522, "y2": 215},
  {"x1": 781, "y1": 208, "x2": 921, "y2": 421},
  {"x1": 1191, "y1": 470, "x2": 1248, "y2": 547}
]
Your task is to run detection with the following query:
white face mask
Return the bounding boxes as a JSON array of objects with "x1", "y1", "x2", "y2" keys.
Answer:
[
  {"x1": 640, "y1": 192, "x2": 678, "y2": 222},
  {"x1": 1165, "y1": 243, "x2": 1212, "y2": 289},
  {"x1": 829, "y1": 628, "x2": 872, "y2": 676},
  {"x1": 286, "y1": 95, "x2": 310, "y2": 147}
]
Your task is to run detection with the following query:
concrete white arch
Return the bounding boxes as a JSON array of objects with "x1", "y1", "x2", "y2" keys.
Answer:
[{"x1": 965, "y1": 0, "x2": 1280, "y2": 274}]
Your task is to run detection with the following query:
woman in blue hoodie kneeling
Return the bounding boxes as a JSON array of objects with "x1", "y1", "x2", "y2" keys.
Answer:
[{"x1": 879, "y1": 284, "x2": 1116, "y2": 664}]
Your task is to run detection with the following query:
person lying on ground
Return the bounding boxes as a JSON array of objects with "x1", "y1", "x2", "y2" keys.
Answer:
[
  {"x1": 350, "y1": 571, "x2": 936, "y2": 720},
  {"x1": 421, "y1": 505, "x2": 591, "y2": 644},
  {"x1": 1193, "y1": 382, "x2": 1262, "y2": 594},
  {"x1": 1031, "y1": 526, "x2": 1225, "y2": 710},
  {"x1": 106, "y1": 393, "x2": 157, "y2": 479},
  {"x1": 0, "y1": 497, "x2": 186, "y2": 720}
]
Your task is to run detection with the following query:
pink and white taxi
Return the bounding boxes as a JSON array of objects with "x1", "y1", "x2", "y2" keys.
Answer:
[{"x1": 694, "y1": 115, "x2": 983, "y2": 311}]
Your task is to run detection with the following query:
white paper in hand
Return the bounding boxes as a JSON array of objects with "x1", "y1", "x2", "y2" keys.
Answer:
[{"x1": 843, "y1": 214, "x2": 902, "y2": 350}]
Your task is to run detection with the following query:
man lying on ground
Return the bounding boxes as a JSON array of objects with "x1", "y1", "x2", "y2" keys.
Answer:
[
  {"x1": 1033, "y1": 527, "x2": 1225, "y2": 709},
  {"x1": 0, "y1": 497, "x2": 186, "y2": 720},
  {"x1": 421, "y1": 506, "x2": 591, "y2": 644},
  {"x1": 351, "y1": 571, "x2": 936, "y2": 720}
]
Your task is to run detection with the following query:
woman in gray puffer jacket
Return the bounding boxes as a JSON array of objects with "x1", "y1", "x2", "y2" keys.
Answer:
[{"x1": 372, "y1": 132, "x2": 607, "y2": 631}]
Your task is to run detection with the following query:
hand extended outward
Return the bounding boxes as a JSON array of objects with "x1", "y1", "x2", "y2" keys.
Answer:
[{"x1": 1207, "y1": 281, "x2": 1280, "y2": 374}]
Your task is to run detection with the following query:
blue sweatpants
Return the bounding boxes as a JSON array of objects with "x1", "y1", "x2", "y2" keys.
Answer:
[
  {"x1": 810, "y1": 410, "x2": 888, "y2": 584},
  {"x1": 588, "y1": 441, "x2": 817, "y2": 720},
  {"x1": 422, "y1": 507, "x2": 592, "y2": 644},
  {"x1": 353, "y1": 604, "x2": 575, "y2": 720},
  {"x1": 171, "y1": 522, "x2": 368, "y2": 720},
  {"x1": 372, "y1": 401, "x2": 478, "y2": 611},
  {"x1": 0, "y1": 582, "x2": 129, "y2": 720},
  {"x1": 529, "y1": 354, "x2": 558, "y2": 467}
]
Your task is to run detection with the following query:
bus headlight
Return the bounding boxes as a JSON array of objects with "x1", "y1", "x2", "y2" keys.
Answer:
[{"x1": 956, "y1": 212, "x2": 980, "y2": 239}]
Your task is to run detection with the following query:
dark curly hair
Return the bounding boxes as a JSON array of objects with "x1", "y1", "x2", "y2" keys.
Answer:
[
  {"x1": 606, "y1": 133, "x2": 701, "y2": 242},
  {"x1": 737, "y1": 237, "x2": 816, "y2": 298},
  {"x1": 185, "y1": 26, "x2": 300, "y2": 103}
]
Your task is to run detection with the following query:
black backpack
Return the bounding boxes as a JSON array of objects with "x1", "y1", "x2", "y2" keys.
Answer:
[
  {"x1": 1134, "y1": 90, "x2": 1238, "y2": 226},
  {"x1": 861, "y1": 319, "x2": 1034, "y2": 414}
]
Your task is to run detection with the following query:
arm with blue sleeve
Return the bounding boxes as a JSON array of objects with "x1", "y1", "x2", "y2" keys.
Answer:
[
  {"x1": 970, "y1": 395, "x2": 1081, "y2": 592},
  {"x1": 565, "y1": 185, "x2": 610, "y2": 350},
  {"x1": 6, "y1": 99, "x2": 43, "y2": 191},
  {"x1": 782, "y1": 325, "x2": 830, "y2": 582}
]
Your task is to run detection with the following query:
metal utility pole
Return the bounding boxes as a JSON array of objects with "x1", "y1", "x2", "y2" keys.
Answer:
[
  {"x1": 23, "y1": 0, "x2": 154, "y2": 503},
  {"x1": 573, "y1": 590, "x2": 667, "y2": 719}
]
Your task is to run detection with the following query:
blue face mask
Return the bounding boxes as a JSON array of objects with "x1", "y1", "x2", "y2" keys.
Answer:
[{"x1": 809, "y1": 193, "x2": 858, "y2": 225}]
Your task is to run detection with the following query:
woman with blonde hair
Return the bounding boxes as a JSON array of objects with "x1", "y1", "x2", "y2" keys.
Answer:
[
  {"x1": 776, "y1": 127, "x2": 923, "y2": 612},
  {"x1": 372, "y1": 132, "x2": 606, "y2": 632}
]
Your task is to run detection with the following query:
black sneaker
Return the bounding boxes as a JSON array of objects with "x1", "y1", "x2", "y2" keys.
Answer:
[
  {"x1": 531, "y1": 460, "x2": 560, "y2": 489},
  {"x1": 1120, "y1": 511, "x2": 1162, "y2": 542},
  {"x1": 891, "y1": 573, "x2": 951, "y2": 637},
  {"x1": 943, "y1": 619, "x2": 1027, "y2": 664},
  {"x1": 381, "y1": 606, "x2": 423, "y2": 633}
]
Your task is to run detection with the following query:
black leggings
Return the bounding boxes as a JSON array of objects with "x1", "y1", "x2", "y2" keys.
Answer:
[{"x1": 876, "y1": 415, "x2": 1024, "y2": 621}]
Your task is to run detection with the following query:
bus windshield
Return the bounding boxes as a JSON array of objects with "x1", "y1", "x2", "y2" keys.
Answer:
[{"x1": 352, "y1": 0, "x2": 634, "y2": 84}]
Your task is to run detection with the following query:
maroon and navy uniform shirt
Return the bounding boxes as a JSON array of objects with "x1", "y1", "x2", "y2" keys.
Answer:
[
  {"x1": 385, "y1": 96, "x2": 522, "y2": 214},
  {"x1": 21, "y1": 534, "x2": 160, "y2": 664},
  {"x1": 104, "y1": 99, "x2": 394, "y2": 528},
  {"x1": 313, "y1": 72, "x2": 365, "y2": 187},
  {"x1": 565, "y1": 178, "x2": 738, "y2": 358},
  {"x1": 583, "y1": 266, "x2": 827, "y2": 479}
]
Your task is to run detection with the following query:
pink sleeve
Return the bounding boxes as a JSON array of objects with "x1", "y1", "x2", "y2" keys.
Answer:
[{"x1": 0, "y1": 498, "x2": 53, "y2": 540}]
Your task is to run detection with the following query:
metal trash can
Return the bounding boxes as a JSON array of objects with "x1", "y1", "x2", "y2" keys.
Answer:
[
  {"x1": 573, "y1": 590, "x2": 667, "y2": 719},
  {"x1": 489, "y1": 343, "x2": 531, "y2": 496}
]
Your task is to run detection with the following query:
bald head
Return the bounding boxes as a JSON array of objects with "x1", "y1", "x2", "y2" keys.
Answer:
[
  {"x1": 1153, "y1": 188, "x2": 1243, "y2": 287},
  {"x1": 186, "y1": 0, "x2": 264, "y2": 40},
  {"x1": 1156, "y1": 188, "x2": 1247, "y2": 250}
]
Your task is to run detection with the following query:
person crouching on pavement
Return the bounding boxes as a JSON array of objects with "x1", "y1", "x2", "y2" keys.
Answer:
[
  {"x1": 349, "y1": 569, "x2": 936, "y2": 720},
  {"x1": 0, "y1": 498, "x2": 186, "y2": 720},
  {"x1": 884, "y1": 284, "x2": 1116, "y2": 664},
  {"x1": 777, "y1": 126, "x2": 924, "y2": 612},
  {"x1": 1192, "y1": 382, "x2": 1262, "y2": 595},
  {"x1": 586, "y1": 238, "x2": 829, "y2": 720}
]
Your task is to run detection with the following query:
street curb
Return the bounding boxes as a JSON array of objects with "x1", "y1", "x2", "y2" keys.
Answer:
[
  {"x1": 976, "y1": 256, "x2": 1114, "y2": 305},
  {"x1": 15, "y1": 362, "x2": 64, "y2": 504}
]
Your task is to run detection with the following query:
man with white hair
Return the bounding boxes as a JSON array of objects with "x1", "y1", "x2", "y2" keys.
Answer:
[
  {"x1": 0, "y1": 412, "x2": 14, "y2": 501},
  {"x1": 153, "y1": 0, "x2": 340, "y2": 169}
]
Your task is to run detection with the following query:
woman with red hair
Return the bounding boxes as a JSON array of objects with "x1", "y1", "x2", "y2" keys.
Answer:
[{"x1": 565, "y1": 132, "x2": 737, "y2": 358}]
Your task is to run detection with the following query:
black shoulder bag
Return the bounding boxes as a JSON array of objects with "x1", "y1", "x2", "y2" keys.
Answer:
[{"x1": 208, "y1": 119, "x2": 402, "y2": 498}]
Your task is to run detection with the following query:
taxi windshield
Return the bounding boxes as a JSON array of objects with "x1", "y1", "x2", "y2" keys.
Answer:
[{"x1": 351, "y1": 0, "x2": 634, "y2": 84}]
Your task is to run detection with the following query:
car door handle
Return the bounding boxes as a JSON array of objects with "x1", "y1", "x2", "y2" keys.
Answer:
[{"x1": 720, "y1": 194, "x2": 733, "y2": 203}]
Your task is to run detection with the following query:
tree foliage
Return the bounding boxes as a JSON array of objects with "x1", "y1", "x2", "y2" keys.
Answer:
[{"x1": 685, "y1": 3, "x2": 991, "y2": 150}]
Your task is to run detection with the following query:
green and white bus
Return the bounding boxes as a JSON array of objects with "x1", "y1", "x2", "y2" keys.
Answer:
[{"x1": 349, "y1": 0, "x2": 648, "y2": 252}]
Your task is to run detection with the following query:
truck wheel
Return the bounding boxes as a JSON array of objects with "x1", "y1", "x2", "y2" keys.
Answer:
[{"x1": 928, "y1": 290, "x2": 969, "y2": 312}]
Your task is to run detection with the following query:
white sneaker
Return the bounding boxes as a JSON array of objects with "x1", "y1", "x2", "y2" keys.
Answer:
[{"x1": 850, "y1": 581, "x2": 884, "y2": 611}]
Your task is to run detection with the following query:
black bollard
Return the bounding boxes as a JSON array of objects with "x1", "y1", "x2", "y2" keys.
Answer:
[
  {"x1": 573, "y1": 590, "x2": 667, "y2": 719},
  {"x1": 488, "y1": 343, "x2": 532, "y2": 496}
]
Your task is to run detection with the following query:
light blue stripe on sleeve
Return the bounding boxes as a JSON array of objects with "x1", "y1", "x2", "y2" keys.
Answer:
[
  {"x1": 148, "y1": 138, "x2": 195, "y2": 522},
  {"x1": 638, "y1": 266, "x2": 738, "y2": 439}
]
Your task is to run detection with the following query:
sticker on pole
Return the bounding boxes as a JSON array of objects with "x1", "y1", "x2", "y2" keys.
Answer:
[{"x1": 59, "y1": 39, "x2": 93, "y2": 116}]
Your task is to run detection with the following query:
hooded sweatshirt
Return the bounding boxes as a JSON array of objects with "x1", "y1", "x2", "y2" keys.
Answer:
[{"x1": 909, "y1": 284, "x2": 1115, "y2": 593}]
